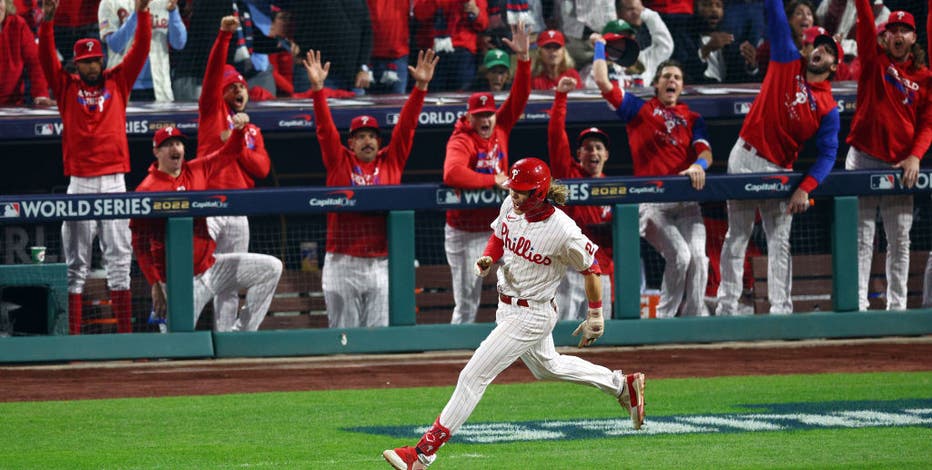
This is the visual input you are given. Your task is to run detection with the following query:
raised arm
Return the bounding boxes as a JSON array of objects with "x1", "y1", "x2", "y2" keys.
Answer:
[
  {"x1": 200, "y1": 17, "x2": 238, "y2": 115},
  {"x1": 167, "y1": 0, "x2": 187, "y2": 51},
  {"x1": 496, "y1": 21, "x2": 532, "y2": 132},
  {"x1": 765, "y1": 0, "x2": 800, "y2": 63},
  {"x1": 854, "y1": 0, "x2": 879, "y2": 63},
  {"x1": 305, "y1": 50, "x2": 346, "y2": 170},
  {"x1": 386, "y1": 50, "x2": 438, "y2": 165},
  {"x1": 38, "y1": 0, "x2": 63, "y2": 96},
  {"x1": 548, "y1": 78, "x2": 576, "y2": 178},
  {"x1": 639, "y1": 8, "x2": 674, "y2": 67},
  {"x1": 115, "y1": 0, "x2": 153, "y2": 91}
]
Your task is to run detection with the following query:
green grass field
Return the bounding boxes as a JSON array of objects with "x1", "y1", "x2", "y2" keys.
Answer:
[{"x1": 1, "y1": 371, "x2": 930, "y2": 469}]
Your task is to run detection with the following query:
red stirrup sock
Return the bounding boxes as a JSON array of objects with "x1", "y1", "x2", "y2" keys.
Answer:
[{"x1": 68, "y1": 293, "x2": 82, "y2": 335}]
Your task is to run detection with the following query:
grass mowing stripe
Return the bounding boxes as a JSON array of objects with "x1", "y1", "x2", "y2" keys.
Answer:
[{"x1": 0, "y1": 372, "x2": 928, "y2": 469}]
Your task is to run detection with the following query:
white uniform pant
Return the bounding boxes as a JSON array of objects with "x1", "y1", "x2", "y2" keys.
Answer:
[
  {"x1": 193, "y1": 253, "x2": 282, "y2": 331},
  {"x1": 321, "y1": 252, "x2": 389, "y2": 328},
  {"x1": 555, "y1": 271, "x2": 612, "y2": 321},
  {"x1": 438, "y1": 298, "x2": 623, "y2": 434},
  {"x1": 846, "y1": 148, "x2": 913, "y2": 311},
  {"x1": 63, "y1": 174, "x2": 132, "y2": 293},
  {"x1": 716, "y1": 139, "x2": 794, "y2": 315},
  {"x1": 207, "y1": 216, "x2": 251, "y2": 331},
  {"x1": 444, "y1": 225, "x2": 490, "y2": 324},
  {"x1": 640, "y1": 202, "x2": 709, "y2": 317}
]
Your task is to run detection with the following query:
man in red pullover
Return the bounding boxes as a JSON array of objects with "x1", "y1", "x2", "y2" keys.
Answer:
[
  {"x1": 443, "y1": 22, "x2": 530, "y2": 324},
  {"x1": 846, "y1": 5, "x2": 932, "y2": 312},
  {"x1": 366, "y1": 0, "x2": 411, "y2": 94},
  {"x1": 414, "y1": 0, "x2": 489, "y2": 91},
  {"x1": 548, "y1": 76, "x2": 614, "y2": 321},
  {"x1": 304, "y1": 49, "x2": 438, "y2": 328},
  {"x1": 132, "y1": 118, "x2": 282, "y2": 331},
  {"x1": 39, "y1": 0, "x2": 151, "y2": 334},
  {"x1": 197, "y1": 15, "x2": 272, "y2": 331}
]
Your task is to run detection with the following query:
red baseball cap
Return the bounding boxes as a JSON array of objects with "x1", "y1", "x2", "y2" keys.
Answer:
[
  {"x1": 467, "y1": 92, "x2": 496, "y2": 115},
  {"x1": 152, "y1": 126, "x2": 187, "y2": 148},
  {"x1": 802, "y1": 26, "x2": 844, "y2": 59},
  {"x1": 577, "y1": 127, "x2": 610, "y2": 147},
  {"x1": 222, "y1": 64, "x2": 247, "y2": 90},
  {"x1": 537, "y1": 30, "x2": 565, "y2": 47},
  {"x1": 73, "y1": 38, "x2": 104, "y2": 62},
  {"x1": 886, "y1": 10, "x2": 916, "y2": 30},
  {"x1": 349, "y1": 115, "x2": 379, "y2": 134}
]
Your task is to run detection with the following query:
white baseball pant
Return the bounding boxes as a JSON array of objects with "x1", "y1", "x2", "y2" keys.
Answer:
[
  {"x1": 438, "y1": 298, "x2": 624, "y2": 434},
  {"x1": 555, "y1": 271, "x2": 612, "y2": 320},
  {"x1": 207, "y1": 215, "x2": 251, "y2": 331},
  {"x1": 444, "y1": 225, "x2": 490, "y2": 324},
  {"x1": 845, "y1": 147, "x2": 913, "y2": 311},
  {"x1": 640, "y1": 201, "x2": 709, "y2": 317},
  {"x1": 193, "y1": 253, "x2": 282, "y2": 331},
  {"x1": 63, "y1": 174, "x2": 132, "y2": 293},
  {"x1": 321, "y1": 252, "x2": 389, "y2": 328},
  {"x1": 716, "y1": 138, "x2": 794, "y2": 315}
]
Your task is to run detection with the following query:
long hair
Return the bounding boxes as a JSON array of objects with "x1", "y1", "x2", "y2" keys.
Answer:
[
  {"x1": 531, "y1": 47, "x2": 576, "y2": 78},
  {"x1": 547, "y1": 179, "x2": 569, "y2": 206},
  {"x1": 786, "y1": 0, "x2": 815, "y2": 47}
]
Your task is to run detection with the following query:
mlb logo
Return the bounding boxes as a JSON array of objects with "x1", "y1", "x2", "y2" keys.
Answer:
[
  {"x1": 385, "y1": 113, "x2": 400, "y2": 125},
  {"x1": 870, "y1": 174, "x2": 896, "y2": 190},
  {"x1": 35, "y1": 124, "x2": 55, "y2": 136},
  {"x1": 0, "y1": 203, "x2": 20, "y2": 218},
  {"x1": 734, "y1": 102, "x2": 752, "y2": 115},
  {"x1": 436, "y1": 189, "x2": 461, "y2": 204}
]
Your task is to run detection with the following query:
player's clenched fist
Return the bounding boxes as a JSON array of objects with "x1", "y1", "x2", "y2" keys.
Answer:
[
  {"x1": 221, "y1": 15, "x2": 240, "y2": 32},
  {"x1": 572, "y1": 305, "x2": 604, "y2": 348},
  {"x1": 231, "y1": 112, "x2": 250, "y2": 129},
  {"x1": 475, "y1": 255, "x2": 493, "y2": 277}
]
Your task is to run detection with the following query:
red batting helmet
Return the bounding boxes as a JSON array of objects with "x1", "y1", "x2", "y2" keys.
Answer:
[
  {"x1": 504, "y1": 158, "x2": 551, "y2": 211},
  {"x1": 73, "y1": 38, "x2": 104, "y2": 62}
]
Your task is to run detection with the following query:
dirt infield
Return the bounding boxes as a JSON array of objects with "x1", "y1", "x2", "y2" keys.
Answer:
[{"x1": 1, "y1": 337, "x2": 930, "y2": 402}]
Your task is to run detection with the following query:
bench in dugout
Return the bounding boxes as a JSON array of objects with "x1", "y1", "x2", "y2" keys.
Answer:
[{"x1": 750, "y1": 252, "x2": 930, "y2": 313}]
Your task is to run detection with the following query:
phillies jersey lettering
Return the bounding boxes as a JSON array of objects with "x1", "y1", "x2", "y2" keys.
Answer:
[
  {"x1": 76, "y1": 88, "x2": 112, "y2": 113},
  {"x1": 475, "y1": 142, "x2": 503, "y2": 173},
  {"x1": 502, "y1": 222, "x2": 553, "y2": 265},
  {"x1": 350, "y1": 164, "x2": 380, "y2": 186},
  {"x1": 884, "y1": 66, "x2": 920, "y2": 106}
]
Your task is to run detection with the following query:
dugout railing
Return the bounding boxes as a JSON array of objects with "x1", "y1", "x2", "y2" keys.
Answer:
[{"x1": 1, "y1": 170, "x2": 932, "y2": 363}]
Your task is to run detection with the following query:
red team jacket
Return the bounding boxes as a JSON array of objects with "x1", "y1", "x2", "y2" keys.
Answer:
[
  {"x1": 131, "y1": 129, "x2": 249, "y2": 284},
  {"x1": 443, "y1": 59, "x2": 531, "y2": 232},
  {"x1": 313, "y1": 87, "x2": 427, "y2": 258},
  {"x1": 548, "y1": 90, "x2": 614, "y2": 277},
  {"x1": 413, "y1": 0, "x2": 489, "y2": 54},
  {"x1": 197, "y1": 29, "x2": 271, "y2": 190},
  {"x1": 602, "y1": 86, "x2": 711, "y2": 176},
  {"x1": 0, "y1": 14, "x2": 48, "y2": 105},
  {"x1": 846, "y1": 0, "x2": 932, "y2": 163},
  {"x1": 38, "y1": 11, "x2": 151, "y2": 178}
]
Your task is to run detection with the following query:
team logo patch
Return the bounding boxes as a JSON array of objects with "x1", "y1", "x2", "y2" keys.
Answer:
[
  {"x1": 871, "y1": 174, "x2": 896, "y2": 190},
  {"x1": 351, "y1": 399, "x2": 932, "y2": 443}
]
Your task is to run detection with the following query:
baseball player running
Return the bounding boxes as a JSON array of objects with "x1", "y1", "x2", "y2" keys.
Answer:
[
  {"x1": 304, "y1": 48, "x2": 439, "y2": 328},
  {"x1": 847, "y1": 4, "x2": 932, "y2": 311},
  {"x1": 383, "y1": 158, "x2": 646, "y2": 469},
  {"x1": 131, "y1": 117, "x2": 282, "y2": 331},
  {"x1": 548, "y1": 77, "x2": 614, "y2": 321},
  {"x1": 443, "y1": 21, "x2": 531, "y2": 324},
  {"x1": 716, "y1": 0, "x2": 842, "y2": 315},
  {"x1": 592, "y1": 47, "x2": 714, "y2": 318},
  {"x1": 197, "y1": 16, "x2": 272, "y2": 331},
  {"x1": 38, "y1": 0, "x2": 152, "y2": 334}
]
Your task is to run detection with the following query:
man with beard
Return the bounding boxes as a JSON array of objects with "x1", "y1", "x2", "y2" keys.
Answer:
[
  {"x1": 847, "y1": 6, "x2": 931, "y2": 311},
  {"x1": 591, "y1": 46, "x2": 714, "y2": 317},
  {"x1": 303, "y1": 48, "x2": 439, "y2": 328},
  {"x1": 715, "y1": 0, "x2": 843, "y2": 316},
  {"x1": 196, "y1": 15, "x2": 272, "y2": 332},
  {"x1": 548, "y1": 76, "x2": 614, "y2": 321},
  {"x1": 38, "y1": 0, "x2": 152, "y2": 334}
]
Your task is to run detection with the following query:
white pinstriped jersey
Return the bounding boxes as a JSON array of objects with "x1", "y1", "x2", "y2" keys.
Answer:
[{"x1": 491, "y1": 198, "x2": 598, "y2": 302}]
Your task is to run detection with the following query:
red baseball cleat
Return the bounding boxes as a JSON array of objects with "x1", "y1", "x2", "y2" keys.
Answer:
[{"x1": 382, "y1": 446, "x2": 435, "y2": 469}]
